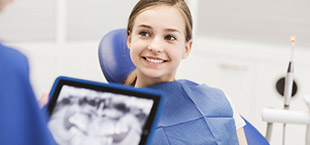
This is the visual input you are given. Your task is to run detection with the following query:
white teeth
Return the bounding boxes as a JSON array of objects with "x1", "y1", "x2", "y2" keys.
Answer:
[{"x1": 145, "y1": 57, "x2": 164, "y2": 63}]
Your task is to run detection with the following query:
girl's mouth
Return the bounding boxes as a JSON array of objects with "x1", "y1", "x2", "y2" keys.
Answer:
[{"x1": 143, "y1": 57, "x2": 168, "y2": 63}]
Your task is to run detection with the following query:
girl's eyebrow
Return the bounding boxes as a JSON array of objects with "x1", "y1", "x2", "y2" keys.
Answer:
[
  {"x1": 165, "y1": 28, "x2": 181, "y2": 34},
  {"x1": 137, "y1": 24, "x2": 152, "y2": 29},
  {"x1": 137, "y1": 24, "x2": 181, "y2": 34}
]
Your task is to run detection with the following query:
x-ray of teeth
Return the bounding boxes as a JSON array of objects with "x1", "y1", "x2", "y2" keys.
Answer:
[{"x1": 48, "y1": 85, "x2": 154, "y2": 145}]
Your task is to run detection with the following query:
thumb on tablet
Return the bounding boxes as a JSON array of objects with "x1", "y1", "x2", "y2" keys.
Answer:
[{"x1": 39, "y1": 93, "x2": 49, "y2": 109}]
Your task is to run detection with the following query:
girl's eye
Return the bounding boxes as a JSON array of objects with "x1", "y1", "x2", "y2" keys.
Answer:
[
  {"x1": 139, "y1": 31, "x2": 150, "y2": 37},
  {"x1": 165, "y1": 35, "x2": 176, "y2": 41}
]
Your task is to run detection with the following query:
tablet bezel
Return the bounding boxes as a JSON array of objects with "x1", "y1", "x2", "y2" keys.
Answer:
[{"x1": 47, "y1": 76, "x2": 164, "y2": 145}]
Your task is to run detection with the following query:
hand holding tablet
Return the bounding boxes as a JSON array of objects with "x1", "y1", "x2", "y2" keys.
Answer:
[{"x1": 46, "y1": 76, "x2": 164, "y2": 145}]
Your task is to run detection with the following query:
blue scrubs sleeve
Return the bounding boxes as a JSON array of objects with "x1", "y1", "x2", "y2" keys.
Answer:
[{"x1": 0, "y1": 44, "x2": 55, "y2": 145}]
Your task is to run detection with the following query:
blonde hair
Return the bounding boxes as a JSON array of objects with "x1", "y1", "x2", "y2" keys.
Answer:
[
  {"x1": 125, "y1": 0, "x2": 193, "y2": 86},
  {"x1": 124, "y1": 70, "x2": 137, "y2": 86}
]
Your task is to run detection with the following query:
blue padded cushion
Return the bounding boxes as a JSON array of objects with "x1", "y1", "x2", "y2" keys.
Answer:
[{"x1": 98, "y1": 29, "x2": 136, "y2": 83}]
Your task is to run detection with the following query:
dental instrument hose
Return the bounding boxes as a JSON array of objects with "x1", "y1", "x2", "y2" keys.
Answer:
[{"x1": 282, "y1": 36, "x2": 296, "y2": 145}]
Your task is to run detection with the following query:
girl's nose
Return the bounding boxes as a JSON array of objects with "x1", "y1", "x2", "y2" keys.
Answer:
[{"x1": 147, "y1": 36, "x2": 163, "y2": 53}]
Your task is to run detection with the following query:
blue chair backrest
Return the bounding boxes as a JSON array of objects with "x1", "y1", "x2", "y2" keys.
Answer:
[{"x1": 98, "y1": 28, "x2": 270, "y2": 145}]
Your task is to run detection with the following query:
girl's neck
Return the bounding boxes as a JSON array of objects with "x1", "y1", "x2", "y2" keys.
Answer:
[{"x1": 134, "y1": 71, "x2": 176, "y2": 88}]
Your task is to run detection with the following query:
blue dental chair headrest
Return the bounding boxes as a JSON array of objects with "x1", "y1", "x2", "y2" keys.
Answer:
[{"x1": 98, "y1": 29, "x2": 136, "y2": 84}]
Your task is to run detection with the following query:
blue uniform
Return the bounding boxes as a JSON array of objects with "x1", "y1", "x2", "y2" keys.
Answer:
[
  {"x1": 0, "y1": 43, "x2": 55, "y2": 145},
  {"x1": 147, "y1": 81, "x2": 239, "y2": 145}
]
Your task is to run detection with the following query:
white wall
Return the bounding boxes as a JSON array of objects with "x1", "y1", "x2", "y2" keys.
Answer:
[
  {"x1": 1, "y1": 0, "x2": 139, "y2": 97},
  {"x1": 9, "y1": 41, "x2": 106, "y2": 98},
  {"x1": 184, "y1": 1, "x2": 310, "y2": 144}
]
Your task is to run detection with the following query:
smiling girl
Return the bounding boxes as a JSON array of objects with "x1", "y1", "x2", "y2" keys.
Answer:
[{"x1": 125, "y1": 0, "x2": 248, "y2": 144}]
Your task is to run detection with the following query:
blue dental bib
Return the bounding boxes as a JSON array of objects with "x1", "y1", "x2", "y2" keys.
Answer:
[{"x1": 147, "y1": 81, "x2": 239, "y2": 145}]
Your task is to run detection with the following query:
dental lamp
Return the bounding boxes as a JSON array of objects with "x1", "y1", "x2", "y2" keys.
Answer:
[{"x1": 262, "y1": 36, "x2": 310, "y2": 145}]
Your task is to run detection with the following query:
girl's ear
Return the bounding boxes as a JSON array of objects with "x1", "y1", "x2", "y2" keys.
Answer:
[
  {"x1": 182, "y1": 40, "x2": 193, "y2": 59},
  {"x1": 127, "y1": 34, "x2": 132, "y2": 50}
]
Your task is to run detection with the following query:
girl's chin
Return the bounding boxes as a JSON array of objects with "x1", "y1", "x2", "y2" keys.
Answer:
[{"x1": 141, "y1": 71, "x2": 174, "y2": 81}]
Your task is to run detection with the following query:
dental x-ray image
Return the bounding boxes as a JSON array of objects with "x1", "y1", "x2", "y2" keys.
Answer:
[{"x1": 48, "y1": 85, "x2": 154, "y2": 145}]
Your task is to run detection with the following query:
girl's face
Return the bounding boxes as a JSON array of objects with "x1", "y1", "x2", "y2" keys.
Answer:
[{"x1": 127, "y1": 5, "x2": 192, "y2": 87}]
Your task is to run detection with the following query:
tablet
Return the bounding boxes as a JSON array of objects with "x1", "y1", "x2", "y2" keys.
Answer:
[{"x1": 47, "y1": 76, "x2": 164, "y2": 145}]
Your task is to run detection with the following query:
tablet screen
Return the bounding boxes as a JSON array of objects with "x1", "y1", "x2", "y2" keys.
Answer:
[{"x1": 47, "y1": 77, "x2": 163, "y2": 145}]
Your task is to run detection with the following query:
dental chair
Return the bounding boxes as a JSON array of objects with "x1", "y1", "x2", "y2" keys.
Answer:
[
  {"x1": 98, "y1": 28, "x2": 270, "y2": 145},
  {"x1": 262, "y1": 96, "x2": 310, "y2": 144}
]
